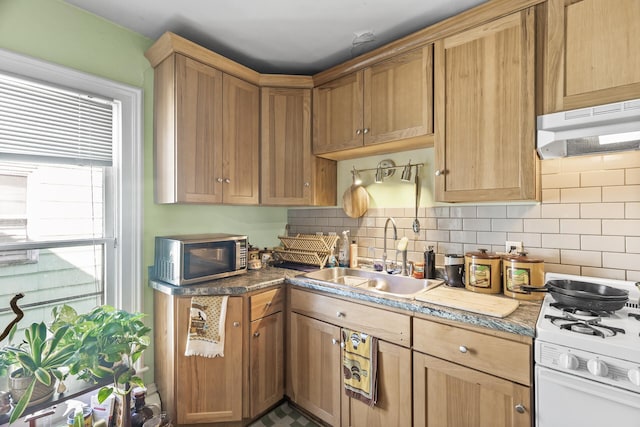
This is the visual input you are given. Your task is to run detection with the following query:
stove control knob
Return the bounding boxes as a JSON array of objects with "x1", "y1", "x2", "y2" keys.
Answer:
[
  {"x1": 628, "y1": 368, "x2": 640, "y2": 386},
  {"x1": 587, "y1": 359, "x2": 609, "y2": 377},
  {"x1": 558, "y1": 353, "x2": 579, "y2": 370}
]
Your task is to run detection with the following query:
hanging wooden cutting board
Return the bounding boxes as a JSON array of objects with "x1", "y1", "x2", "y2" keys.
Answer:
[
  {"x1": 342, "y1": 184, "x2": 369, "y2": 218},
  {"x1": 415, "y1": 286, "x2": 520, "y2": 318}
]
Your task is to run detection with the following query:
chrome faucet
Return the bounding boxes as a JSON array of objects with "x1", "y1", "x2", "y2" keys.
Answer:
[{"x1": 382, "y1": 217, "x2": 398, "y2": 273}]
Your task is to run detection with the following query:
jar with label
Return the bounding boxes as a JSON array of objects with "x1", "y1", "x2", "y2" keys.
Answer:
[
  {"x1": 413, "y1": 262, "x2": 425, "y2": 279},
  {"x1": 464, "y1": 249, "x2": 502, "y2": 294},
  {"x1": 502, "y1": 252, "x2": 545, "y2": 300}
]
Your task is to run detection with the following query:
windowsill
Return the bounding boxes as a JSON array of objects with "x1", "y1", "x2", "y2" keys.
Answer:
[{"x1": 1, "y1": 377, "x2": 111, "y2": 425}]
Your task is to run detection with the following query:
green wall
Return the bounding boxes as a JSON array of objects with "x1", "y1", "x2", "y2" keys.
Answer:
[{"x1": 0, "y1": 0, "x2": 289, "y2": 382}]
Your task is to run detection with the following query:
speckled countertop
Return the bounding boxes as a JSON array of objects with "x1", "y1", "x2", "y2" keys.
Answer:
[{"x1": 149, "y1": 267, "x2": 541, "y2": 337}]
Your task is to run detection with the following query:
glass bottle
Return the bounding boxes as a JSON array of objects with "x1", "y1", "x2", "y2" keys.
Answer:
[{"x1": 130, "y1": 389, "x2": 154, "y2": 427}]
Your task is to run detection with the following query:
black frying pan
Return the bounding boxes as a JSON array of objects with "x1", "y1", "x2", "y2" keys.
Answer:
[{"x1": 520, "y1": 279, "x2": 629, "y2": 311}]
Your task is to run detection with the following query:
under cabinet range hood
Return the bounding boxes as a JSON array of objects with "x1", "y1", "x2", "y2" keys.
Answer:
[{"x1": 537, "y1": 98, "x2": 640, "y2": 159}]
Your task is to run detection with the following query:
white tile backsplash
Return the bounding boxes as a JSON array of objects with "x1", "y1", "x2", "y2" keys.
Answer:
[{"x1": 287, "y1": 152, "x2": 640, "y2": 281}]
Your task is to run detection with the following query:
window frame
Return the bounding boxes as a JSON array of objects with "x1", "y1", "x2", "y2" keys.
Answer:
[{"x1": 0, "y1": 48, "x2": 143, "y2": 314}]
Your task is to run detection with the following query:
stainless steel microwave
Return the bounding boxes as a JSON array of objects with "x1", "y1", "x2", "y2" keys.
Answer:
[{"x1": 153, "y1": 233, "x2": 248, "y2": 286}]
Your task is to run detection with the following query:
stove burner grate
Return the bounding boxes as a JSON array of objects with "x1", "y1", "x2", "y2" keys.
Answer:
[
  {"x1": 545, "y1": 313, "x2": 626, "y2": 338},
  {"x1": 549, "y1": 302, "x2": 613, "y2": 317}
]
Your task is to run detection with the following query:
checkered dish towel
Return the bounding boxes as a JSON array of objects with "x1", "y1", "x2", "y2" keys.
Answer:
[{"x1": 185, "y1": 296, "x2": 228, "y2": 357}]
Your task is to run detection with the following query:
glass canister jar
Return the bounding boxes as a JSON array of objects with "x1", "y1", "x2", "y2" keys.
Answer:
[{"x1": 464, "y1": 249, "x2": 502, "y2": 294}]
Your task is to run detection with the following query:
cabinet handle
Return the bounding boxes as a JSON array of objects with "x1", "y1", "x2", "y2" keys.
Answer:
[
  {"x1": 332, "y1": 338, "x2": 339, "y2": 345},
  {"x1": 340, "y1": 341, "x2": 345, "y2": 348},
  {"x1": 216, "y1": 177, "x2": 223, "y2": 183},
  {"x1": 336, "y1": 311, "x2": 345, "y2": 318},
  {"x1": 224, "y1": 178, "x2": 231, "y2": 184},
  {"x1": 304, "y1": 182, "x2": 310, "y2": 187},
  {"x1": 515, "y1": 404, "x2": 526, "y2": 414},
  {"x1": 253, "y1": 332, "x2": 260, "y2": 338},
  {"x1": 459, "y1": 345, "x2": 468, "y2": 354},
  {"x1": 356, "y1": 129, "x2": 362, "y2": 135},
  {"x1": 435, "y1": 170, "x2": 444, "y2": 176},
  {"x1": 363, "y1": 128, "x2": 369, "y2": 134},
  {"x1": 233, "y1": 321, "x2": 240, "y2": 327}
]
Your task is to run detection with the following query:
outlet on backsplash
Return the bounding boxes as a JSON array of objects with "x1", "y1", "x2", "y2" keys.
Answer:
[{"x1": 505, "y1": 241, "x2": 523, "y2": 253}]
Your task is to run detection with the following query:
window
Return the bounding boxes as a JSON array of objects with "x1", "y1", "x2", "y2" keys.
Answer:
[{"x1": 0, "y1": 48, "x2": 142, "y2": 338}]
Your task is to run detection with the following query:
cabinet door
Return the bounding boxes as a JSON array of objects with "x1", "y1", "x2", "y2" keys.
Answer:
[
  {"x1": 313, "y1": 71, "x2": 364, "y2": 154},
  {"x1": 364, "y1": 45, "x2": 433, "y2": 146},
  {"x1": 344, "y1": 341, "x2": 412, "y2": 427},
  {"x1": 168, "y1": 54, "x2": 224, "y2": 203},
  {"x1": 289, "y1": 313, "x2": 342, "y2": 426},
  {"x1": 250, "y1": 311, "x2": 284, "y2": 417},
  {"x1": 434, "y1": 9, "x2": 537, "y2": 202},
  {"x1": 223, "y1": 74, "x2": 260, "y2": 205},
  {"x1": 261, "y1": 87, "x2": 313, "y2": 205},
  {"x1": 176, "y1": 296, "x2": 243, "y2": 424},
  {"x1": 543, "y1": 0, "x2": 640, "y2": 112},
  {"x1": 413, "y1": 352, "x2": 531, "y2": 427}
]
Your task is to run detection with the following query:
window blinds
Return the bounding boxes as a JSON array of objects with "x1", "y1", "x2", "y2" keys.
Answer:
[{"x1": 0, "y1": 72, "x2": 114, "y2": 166}]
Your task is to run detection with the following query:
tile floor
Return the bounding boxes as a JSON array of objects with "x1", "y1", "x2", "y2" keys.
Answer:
[{"x1": 248, "y1": 401, "x2": 319, "y2": 427}]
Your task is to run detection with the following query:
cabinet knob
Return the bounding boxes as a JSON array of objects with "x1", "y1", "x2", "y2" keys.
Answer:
[
  {"x1": 304, "y1": 182, "x2": 310, "y2": 187},
  {"x1": 459, "y1": 345, "x2": 468, "y2": 354},
  {"x1": 332, "y1": 338, "x2": 339, "y2": 345},
  {"x1": 336, "y1": 311, "x2": 345, "y2": 318},
  {"x1": 515, "y1": 404, "x2": 526, "y2": 414},
  {"x1": 356, "y1": 129, "x2": 362, "y2": 135},
  {"x1": 435, "y1": 170, "x2": 444, "y2": 176},
  {"x1": 233, "y1": 321, "x2": 240, "y2": 327},
  {"x1": 363, "y1": 128, "x2": 369, "y2": 134},
  {"x1": 265, "y1": 301, "x2": 271, "y2": 307},
  {"x1": 224, "y1": 178, "x2": 231, "y2": 184},
  {"x1": 216, "y1": 177, "x2": 224, "y2": 183},
  {"x1": 253, "y1": 332, "x2": 260, "y2": 338}
]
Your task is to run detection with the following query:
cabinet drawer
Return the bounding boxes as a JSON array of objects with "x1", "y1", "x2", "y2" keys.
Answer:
[
  {"x1": 413, "y1": 317, "x2": 531, "y2": 385},
  {"x1": 251, "y1": 287, "x2": 284, "y2": 321},
  {"x1": 290, "y1": 288, "x2": 410, "y2": 346}
]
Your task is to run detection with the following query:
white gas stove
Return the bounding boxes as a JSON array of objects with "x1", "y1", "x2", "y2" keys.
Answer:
[{"x1": 535, "y1": 273, "x2": 640, "y2": 427}]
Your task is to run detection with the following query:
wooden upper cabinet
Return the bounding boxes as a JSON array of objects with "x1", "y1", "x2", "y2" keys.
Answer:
[
  {"x1": 222, "y1": 74, "x2": 260, "y2": 205},
  {"x1": 261, "y1": 87, "x2": 337, "y2": 206},
  {"x1": 313, "y1": 46, "x2": 434, "y2": 160},
  {"x1": 152, "y1": 53, "x2": 259, "y2": 205},
  {"x1": 155, "y1": 54, "x2": 224, "y2": 204},
  {"x1": 313, "y1": 72, "x2": 364, "y2": 154},
  {"x1": 364, "y1": 45, "x2": 433, "y2": 146},
  {"x1": 434, "y1": 9, "x2": 538, "y2": 203},
  {"x1": 542, "y1": 0, "x2": 640, "y2": 113}
]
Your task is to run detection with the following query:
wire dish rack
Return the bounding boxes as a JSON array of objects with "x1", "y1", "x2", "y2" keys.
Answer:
[{"x1": 274, "y1": 234, "x2": 339, "y2": 268}]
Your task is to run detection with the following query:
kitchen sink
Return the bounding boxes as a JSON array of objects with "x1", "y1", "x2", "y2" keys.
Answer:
[{"x1": 301, "y1": 267, "x2": 443, "y2": 299}]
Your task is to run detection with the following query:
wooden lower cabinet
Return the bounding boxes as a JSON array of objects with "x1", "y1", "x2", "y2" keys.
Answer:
[
  {"x1": 289, "y1": 312, "x2": 342, "y2": 425},
  {"x1": 413, "y1": 352, "x2": 531, "y2": 427},
  {"x1": 154, "y1": 293, "x2": 244, "y2": 425},
  {"x1": 249, "y1": 311, "x2": 284, "y2": 417},
  {"x1": 343, "y1": 341, "x2": 412, "y2": 427},
  {"x1": 288, "y1": 292, "x2": 412, "y2": 427}
]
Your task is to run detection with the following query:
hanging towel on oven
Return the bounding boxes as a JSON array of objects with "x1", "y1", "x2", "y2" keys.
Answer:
[
  {"x1": 342, "y1": 329, "x2": 378, "y2": 406},
  {"x1": 185, "y1": 295, "x2": 228, "y2": 357}
]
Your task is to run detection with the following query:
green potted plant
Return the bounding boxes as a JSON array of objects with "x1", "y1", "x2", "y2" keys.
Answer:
[
  {"x1": 0, "y1": 322, "x2": 76, "y2": 423},
  {"x1": 51, "y1": 305, "x2": 151, "y2": 418}
]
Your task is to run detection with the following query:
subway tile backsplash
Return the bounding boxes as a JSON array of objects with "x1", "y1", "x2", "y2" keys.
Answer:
[{"x1": 287, "y1": 151, "x2": 640, "y2": 281}]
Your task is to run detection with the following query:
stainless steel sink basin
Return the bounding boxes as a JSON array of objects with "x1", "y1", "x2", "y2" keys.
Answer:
[{"x1": 301, "y1": 267, "x2": 443, "y2": 299}]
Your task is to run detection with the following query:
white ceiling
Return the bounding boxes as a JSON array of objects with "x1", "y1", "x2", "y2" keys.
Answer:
[{"x1": 64, "y1": 0, "x2": 488, "y2": 75}]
